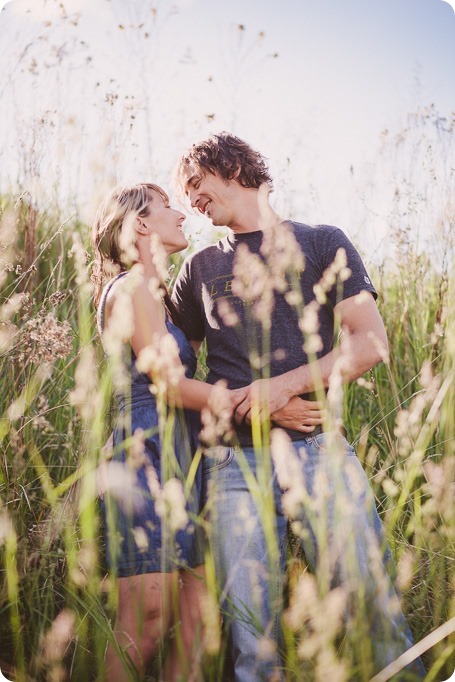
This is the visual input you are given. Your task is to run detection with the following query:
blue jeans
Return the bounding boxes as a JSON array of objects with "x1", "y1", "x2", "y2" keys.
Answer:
[{"x1": 203, "y1": 433, "x2": 426, "y2": 682}]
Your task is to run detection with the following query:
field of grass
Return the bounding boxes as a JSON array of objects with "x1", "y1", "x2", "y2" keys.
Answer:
[{"x1": 0, "y1": 192, "x2": 453, "y2": 681}]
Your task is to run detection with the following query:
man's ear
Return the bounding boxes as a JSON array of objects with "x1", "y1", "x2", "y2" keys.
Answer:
[
  {"x1": 233, "y1": 165, "x2": 241, "y2": 180},
  {"x1": 134, "y1": 215, "x2": 149, "y2": 236}
]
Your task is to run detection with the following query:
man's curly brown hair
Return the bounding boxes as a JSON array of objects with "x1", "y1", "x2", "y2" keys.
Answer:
[{"x1": 175, "y1": 132, "x2": 273, "y2": 193}]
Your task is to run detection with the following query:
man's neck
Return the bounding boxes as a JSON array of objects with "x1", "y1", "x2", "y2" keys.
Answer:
[{"x1": 228, "y1": 193, "x2": 281, "y2": 234}]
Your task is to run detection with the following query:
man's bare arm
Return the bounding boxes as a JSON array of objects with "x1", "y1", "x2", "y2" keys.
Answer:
[{"x1": 233, "y1": 292, "x2": 389, "y2": 423}]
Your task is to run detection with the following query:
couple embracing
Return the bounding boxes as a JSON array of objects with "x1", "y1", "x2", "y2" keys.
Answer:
[{"x1": 92, "y1": 133, "x2": 425, "y2": 681}]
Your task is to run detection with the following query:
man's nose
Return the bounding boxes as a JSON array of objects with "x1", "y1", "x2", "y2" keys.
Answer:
[{"x1": 189, "y1": 190, "x2": 198, "y2": 208}]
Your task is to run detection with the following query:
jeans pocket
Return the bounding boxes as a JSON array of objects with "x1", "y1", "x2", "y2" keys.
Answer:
[
  {"x1": 309, "y1": 431, "x2": 356, "y2": 456},
  {"x1": 203, "y1": 446, "x2": 235, "y2": 473}
]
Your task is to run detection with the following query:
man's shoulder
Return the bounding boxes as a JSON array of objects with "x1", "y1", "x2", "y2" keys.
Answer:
[
  {"x1": 288, "y1": 221, "x2": 344, "y2": 250},
  {"x1": 289, "y1": 221, "x2": 341, "y2": 238}
]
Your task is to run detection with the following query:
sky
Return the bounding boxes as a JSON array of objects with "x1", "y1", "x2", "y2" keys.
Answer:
[{"x1": 0, "y1": 0, "x2": 453, "y2": 262}]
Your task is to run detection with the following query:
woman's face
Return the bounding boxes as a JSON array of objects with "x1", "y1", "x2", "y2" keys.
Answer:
[{"x1": 141, "y1": 190, "x2": 188, "y2": 254}]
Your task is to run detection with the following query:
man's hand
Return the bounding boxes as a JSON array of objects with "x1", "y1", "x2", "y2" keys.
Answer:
[
  {"x1": 272, "y1": 396, "x2": 325, "y2": 432},
  {"x1": 232, "y1": 376, "x2": 293, "y2": 424}
]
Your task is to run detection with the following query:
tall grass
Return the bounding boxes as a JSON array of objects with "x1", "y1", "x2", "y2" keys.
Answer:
[{"x1": 0, "y1": 189, "x2": 454, "y2": 682}]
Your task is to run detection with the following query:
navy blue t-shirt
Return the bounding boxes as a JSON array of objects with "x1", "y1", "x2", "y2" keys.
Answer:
[{"x1": 172, "y1": 221, "x2": 377, "y2": 445}]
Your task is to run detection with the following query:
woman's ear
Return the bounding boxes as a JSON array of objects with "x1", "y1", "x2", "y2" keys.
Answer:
[{"x1": 134, "y1": 215, "x2": 149, "y2": 236}]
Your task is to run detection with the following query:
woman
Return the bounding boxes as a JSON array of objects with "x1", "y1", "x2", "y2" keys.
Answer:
[
  {"x1": 92, "y1": 182, "x2": 323, "y2": 680},
  {"x1": 92, "y1": 183, "x2": 231, "y2": 681}
]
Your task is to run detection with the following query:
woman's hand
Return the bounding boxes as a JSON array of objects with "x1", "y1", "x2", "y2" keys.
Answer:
[
  {"x1": 271, "y1": 396, "x2": 325, "y2": 433},
  {"x1": 232, "y1": 376, "x2": 293, "y2": 424}
]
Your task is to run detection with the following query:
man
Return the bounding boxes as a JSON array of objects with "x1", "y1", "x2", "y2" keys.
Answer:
[{"x1": 172, "y1": 132, "x2": 424, "y2": 681}]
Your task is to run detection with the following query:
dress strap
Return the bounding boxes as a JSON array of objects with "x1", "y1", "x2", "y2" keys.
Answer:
[{"x1": 97, "y1": 271, "x2": 128, "y2": 336}]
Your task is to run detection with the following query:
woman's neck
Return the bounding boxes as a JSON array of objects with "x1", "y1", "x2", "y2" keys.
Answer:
[{"x1": 135, "y1": 238, "x2": 168, "y2": 281}]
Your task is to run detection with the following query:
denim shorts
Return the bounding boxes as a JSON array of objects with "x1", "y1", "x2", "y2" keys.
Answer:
[{"x1": 101, "y1": 395, "x2": 204, "y2": 577}]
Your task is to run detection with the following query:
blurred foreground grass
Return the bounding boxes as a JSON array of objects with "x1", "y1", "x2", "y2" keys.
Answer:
[{"x1": 0, "y1": 193, "x2": 453, "y2": 681}]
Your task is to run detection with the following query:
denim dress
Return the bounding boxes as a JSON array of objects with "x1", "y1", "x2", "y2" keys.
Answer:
[{"x1": 98, "y1": 272, "x2": 204, "y2": 576}]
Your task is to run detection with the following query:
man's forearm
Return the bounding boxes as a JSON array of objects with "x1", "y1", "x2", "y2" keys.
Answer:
[
  {"x1": 275, "y1": 328, "x2": 387, "y2": 400},
  {"x1": 234, "y1": 325, "x2": 388, "y2": 423}
]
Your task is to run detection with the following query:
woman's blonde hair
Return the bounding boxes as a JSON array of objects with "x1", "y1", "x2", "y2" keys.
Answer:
[{"x1": 91, "y1": 183, "x2": 168, "y2": 307}]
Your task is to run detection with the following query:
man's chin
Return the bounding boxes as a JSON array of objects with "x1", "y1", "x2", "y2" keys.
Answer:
[{"x1": 209, "y1": 214, "x2": 223, "y2": 227}]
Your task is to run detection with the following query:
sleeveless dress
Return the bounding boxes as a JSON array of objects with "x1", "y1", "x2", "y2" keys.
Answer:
[{"x1": 98, "y1": 272, "x2": 204, "y2": 576}]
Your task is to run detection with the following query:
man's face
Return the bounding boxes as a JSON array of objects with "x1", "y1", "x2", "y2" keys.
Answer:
[{"x1": 183, "y1": 164, "x2": 238, "y2": 228}]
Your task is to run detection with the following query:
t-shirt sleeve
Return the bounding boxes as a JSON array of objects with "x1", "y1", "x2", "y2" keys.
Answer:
[
  {"x1": 318, "y1": 227, "x2": 377, "y2": 308},
  {"x1": 172, "y1": 256, "x2": 206, "y2": 342}
]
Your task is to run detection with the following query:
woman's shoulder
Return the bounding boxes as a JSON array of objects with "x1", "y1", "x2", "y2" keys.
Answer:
[{"x1": 101, "y1": 271, "x2": 129, "y2": 312}]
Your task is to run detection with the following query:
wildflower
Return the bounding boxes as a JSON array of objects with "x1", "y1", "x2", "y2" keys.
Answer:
[
  {"x1": 77, "y1": 541, "x2": 97, "y2": 578},
  {"x1": 367, "y1": 329, "x2": 389, "y2": 363},
  {"x1": 397, "y1": 549, "x2": 415, "y2": 591},
  {"x1": 0, "y1": 320, "x2": 16, "y2": 353},
  {"x1": 69, "y1": 232, "x2": 93, "y2": 296},
  {"x1": 200, "y1": 380, "x2": 233, "y2": 445},
  {"x1": 16, "y1": 310, "x2": 73, "y2": 364},
  {"x1": 69, "y1": 346, "x2": 102, "y2": 421},
  {"x1": 232, "y1": 217, "x2": 306, "y2": 328},
  {"x1": 136, "y1": 333, "x2": 185, "y2": 395},
  {"x1": 271, "y1": 429, "x2": 308, "y2": 519},
  {"x1": 298, "y1": 299, "x2": 323, "y2": 355},
  {"x1": 7, "y1": 395, "x2": 27, "y2": 421},
  {"x1": 326, "y1": 353, "x2": 345, "y2": 422},
  {"x1": 31, "y1": 394, "x2": 53, "y2": 431},
  {"x1": 48, "y1": 290, "x2": 67, "y2": 307},
  {"x1": 132, "y1": 526, "x2": 149, "y2": 552},
  {"x1": 117, "y1": 212, "x2": 139, "y2": 266},
  {"x1": 299, "y1": 300, "x2": 319, "y2": 336},
  {"x1": 381, "y1": 476, "x2": 399, "y2": 497},
  {"x1": 40, "y1": 609, "x2": 76, "y2": 667},
  {"x1": 201, "y1": 591, "x2": 221, "y2": 654},
  {"x1": 260, "y1": 220, "x2": 305, "y2": 293},
  {"x1": 148, "y1": 275, "x2": 165, "y2": 302},
  {"x1": 394, "y1": 362, "x2": 442, "y2": 454},
  {"x1": 155, "y1": 478, "x2": 188, "y2": 533},
  {"x1": 420, "y1": 359, "x2": 435, "y2": 389},
  {"x1": 217, "y1": 298, "x2": 239, "y2": 327},
  {"x1": 234, "y1": 495, "x2": 256, "y2": 535},
  {"x1": 102, "y1": 264, "x2": 142, "y2": 358},
  {"x1": 144, "y1": 463, "x2": 161, "y2": 499},
  {"x1": 356, "y1": 376, "x2": 375, "y2": 390},
  {"x1": 430, "y1": 321, "x2": 444, "y2": 346},
  {"x1": 127, "y1": 428, "x2": 147, "y2": 468},
  {"x1": 313, "y1": 247, "x2": 350, "y2": 305},
  {"x1": 97, "y1": 461, "x2": 144, "y2": 514},
  {"x1": 257, "y1": 635, "x2": 276, "y2": 661},
  {"x1": 286, "y1": 571, "x2": 347, "y2": 680},
  {"x1": 144, "y1": 466, "x2": 188, "y2": 533},
  {"x1": 285, "y1": 289, "x2": 302, "y2": 307},
  {"x1": 0, "y1": 510, "x2": 15, "y2": 545},
  {"x1": 423, "y1": 458, "x2": 455, "y2": 523},
  {"x1": 0, "y1": 292, "x2": 29, "y2": 322},
  {"x1": 32, "y1": 413, "x2": 52, "y2": 431},
  {"x1": 149, "y1": 232, "x2": 169, "y2": 283},
  {"x1": 232, "y1": 243, "x2": 273, "y2": 324},
  {"x1": 0, "y1": 208, "x2": 18, "y2": 265}
]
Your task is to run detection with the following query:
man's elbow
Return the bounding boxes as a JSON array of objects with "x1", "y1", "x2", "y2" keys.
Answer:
[{"x1": 367, "y1": 329, "x2": 389, "y2": 367}]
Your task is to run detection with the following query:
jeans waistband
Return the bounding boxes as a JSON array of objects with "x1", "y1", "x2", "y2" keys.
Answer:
[
  {"x1": 298, "y1": 424, "x2": 323, "y2": 439},
  {"x1": 235, "y1": 423, "x2": 324, "y2": 447}
]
